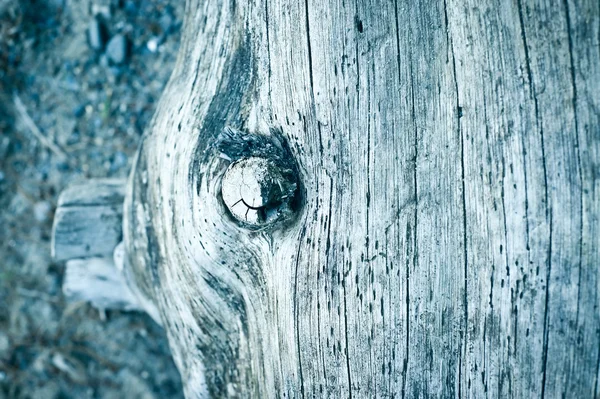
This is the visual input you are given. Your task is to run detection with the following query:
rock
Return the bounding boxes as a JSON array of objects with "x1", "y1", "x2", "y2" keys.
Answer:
[
  {"x1": 66, "y1": 130, "x2": 80, "y2": 145},
  {"x1": 0, "y1": 332, "x2": 9, "y2": 358},
  {"x1": 106, "y1": 34, "x2": 128, "y2": 64},
  {"x1": 33, "y1": 201, "x2": 52, "y2": 223},
  {"x1": 88, "y1": 17, "x2": 108, "y2": 51},
  {"x1": 73, "y1": 104, "x2": 85, "y2": 118},
  {"x1": 0, "y1": 137, "x2": 9, "y2": 159},
  {"x1": 146, "y1": 37, "x2": 159, "y2": 53},
  {"x1": 51, "y1": 352, "x2": 87, "y2": 384},
  {"x1": 124, "y1": 0, "x2": 137, "y2": 15},
  {"x1": 91, "y1": 3, "x2": 111, "y2": 19}
]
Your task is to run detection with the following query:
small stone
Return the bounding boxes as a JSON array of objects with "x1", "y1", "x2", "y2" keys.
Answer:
[
  {"x1": 106, "y1": 34, "x2": 128, "y2": 65},
  {"x1": 147, "y1": 37, "x2": 159, "y2": 53},
  {"x1": 0, "y1": 332, "x2": 10, "y2": 357},
  {"x1": 88, "y1": 17, "x2": 108, "y2": 51},
  {"x1": 0, "y1": 137, "x2": 9, "y2": 159},
  {"x1": 91, "y1": 3, "x2": 111, "y2": 19},
  {"x1": 73, "y1": 104, "x2": 85, "y2": 118},
  {"x1": 66, "y1": 130, "x2": 80, "y2": 145},
  {"x1": 52, "y1": 353, "x2": 87, "y2": 384},
  {"x1": 124, "y1": 0, "x2": 137, "y2": 15},
  {"x1": 34, "y1": 201, "x2": 52, "y2": 223}
]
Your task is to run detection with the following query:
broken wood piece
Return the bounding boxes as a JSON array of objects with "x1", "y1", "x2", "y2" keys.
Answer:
[
  {"x1": 51, "y1": 179, "x2": 126, "y2": 261},
  {"x1": 52, "y1": 179, "x2": 161, "y2": 321},
  {"x1": 63, "y1": 257, "x2": 143, "y2": 312}
]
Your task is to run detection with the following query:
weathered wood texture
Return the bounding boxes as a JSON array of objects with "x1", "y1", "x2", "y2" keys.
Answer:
[
  {"x1": 51, "y1": 179, "x2": 155, "y2": 314},
  {"x1": 63, "y1": 256, "x2": 143, "y2": 311},
  {"x1": 52, "y1": 179, "x2": 125, "y2": 261},
  {"x1": 123, "y1": 0, "x2": 600, "y2": 397}
]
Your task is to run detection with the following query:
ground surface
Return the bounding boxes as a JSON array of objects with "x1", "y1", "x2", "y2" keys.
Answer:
[{"x1": 0, "y1": 0, "x2": 184, "y2": 397}]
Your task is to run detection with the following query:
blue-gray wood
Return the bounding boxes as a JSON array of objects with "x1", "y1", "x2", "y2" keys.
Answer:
[{"x1": 121, "y1": 0, "x2": 600, "y2": 397}]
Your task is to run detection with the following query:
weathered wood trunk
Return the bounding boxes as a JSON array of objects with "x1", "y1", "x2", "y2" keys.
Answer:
[{"x1": 117, "y1": 0, "x2": 599, "y2": 397}]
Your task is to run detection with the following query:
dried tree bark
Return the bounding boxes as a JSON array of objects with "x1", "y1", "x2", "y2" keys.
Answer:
[{"x1": 92, "y1": 0, "x2": 599, "y2": 397}]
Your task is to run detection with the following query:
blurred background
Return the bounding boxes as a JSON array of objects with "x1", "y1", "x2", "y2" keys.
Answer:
[{"x1": 0, "y1": 0, "x2": 184, "y2": 397}]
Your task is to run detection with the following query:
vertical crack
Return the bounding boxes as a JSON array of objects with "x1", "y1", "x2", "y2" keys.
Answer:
[
  {"x1": 393, "y1": 1, "x2": 412, "y2": 396},
  {"x1": 299, "y1": 1, "x2": 315, "y2": 393},
  {"x1": 561, "y1": 1, "x2": 585, "y2": 394},
  {"x1": 561, "y1": 0, "x2": 584, "y2": 330},
  {"x1": 342, "y1": 284, "x2": 353, "y2": 398},
  {"x1": 294, "y1": 225, "x2": 307, "y2": 399},
  {"x1": 321, "y1": 177, "x2": 335, "y2": 384},
  {"x1": 499, "y1": 144, "x2": 512, "y2": 354},
  {"x1": 594, "y1": 341, "x2": 600, "y2": 398},
  {"x1": 264, "y1": 0, "x2": 273, "y2": 105},
  {"x1": 443, "y1": 0, "x2": 468, "y2": 396},
  {"x1": 303, "y1": 0, "x2": 315, "y2": 92},
  {"x1": 516, "y1": 1, "x2": 552, "y2": 395},
  {"x1": 541, "y1": 207, "x2": 553, "y2": 399}
]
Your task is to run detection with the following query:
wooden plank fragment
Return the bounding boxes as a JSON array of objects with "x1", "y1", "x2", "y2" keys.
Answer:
[
  {"x1": 57, "y1": 178, "x2": 126, "y2": 207},
  {"x1": 63, "y1": 257, "x2": 142, "y2": 311},
  {"x1": 52, "y1": 179, "x2": 126, "y2": 261}
]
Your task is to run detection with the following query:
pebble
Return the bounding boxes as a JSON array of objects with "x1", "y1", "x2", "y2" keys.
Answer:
[
  {"x1": 147, "y1": 37, "x2": 159, "y2": 53},
  {"x1": 52, "y1": 353, "x2": 87, "y2": 384},
  {"x1": 0, "y1": 332, "x2": 9, "y2": 356},
  {"x1": 73, "y1": 104, "x2": 85, "y2": 118},
  {"x1": 34, "y1": 201, "x2": 52, "y2": 223},
  {"x1": 106, "y1": 34, "x2": 128, "y2": 64},
  {"x1": 0, "y1": 137, "x2": 9, "y2": 158},
  {"x1": 57, "y1": 162, "x2": 70, "y2": 172},
  {"x1": 91, "y1": 3, "x2": 111, "y2": 19},
  {"x1": 88, "y1": 17, "x2": 108, "y2": 51},
  {"x1": 124, "y1": 0, "x2": 137, "y2": 15}
]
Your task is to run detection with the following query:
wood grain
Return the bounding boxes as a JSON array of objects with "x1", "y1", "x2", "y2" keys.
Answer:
[
  {"x1": 52, "y1": 179, "x2": 125, "y2": 261},
  {"x1": 63, "y1": 257, "x2": 143, "y2": 311},
  {"x1": 123, "y1": 0, "x2": 600, "y2": 397}
]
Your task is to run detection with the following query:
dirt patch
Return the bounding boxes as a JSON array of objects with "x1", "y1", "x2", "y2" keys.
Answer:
[{"x1": 0, "y1": 0, "x2": 184, "y2": 397}]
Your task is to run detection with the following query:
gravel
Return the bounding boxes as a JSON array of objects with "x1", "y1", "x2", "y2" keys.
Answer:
[
  {"x1": 106, "y1": 34, "x2": 127, "y2": 64},
  {"x1": 88, "y1": 17, "x2": 108, "y2": 51},
  {"x1": 0, "y1": 0, "x2": 184, "y2": 397}
]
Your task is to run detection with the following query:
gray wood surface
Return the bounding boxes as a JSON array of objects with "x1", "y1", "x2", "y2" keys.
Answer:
[
  {"x1": 63, "y1": 256, "x2": 143, "y2": 311},
  {"x1": 52, "y1": 179, "x2": 125, "y2": 261},
  {"x1": 122, "y1": 0, "x2": 600, "y2": 397},
  {"x1": 52, "y1": 179, "x2": 163, "y2": 318}
]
